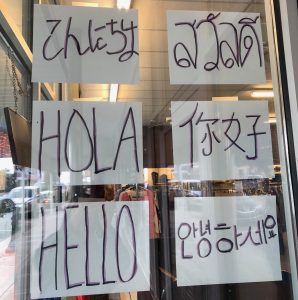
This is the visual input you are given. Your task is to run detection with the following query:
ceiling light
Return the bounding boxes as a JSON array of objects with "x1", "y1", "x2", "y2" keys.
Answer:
[
  {"x1": 73, "y1": 97, "x2": 106, "y2": 101},
  {"x1": 109, "y1": 84, "x2": 118, "y2": 102},
  {"x1": 268, "y1": 118, "x2": 277, "y2": 124},
  {"x1": 72, "y1": 2, "x2": 99, "y2": 7},
  {"x1": 251, "y1": 90, "x2": 274, "y2": 98},
  {"x1": 212, "y1": 96, "x2": 238, "y2": 101},
  {"x1": 117, "y1": 0, "x2": 131, "y2": 9}
]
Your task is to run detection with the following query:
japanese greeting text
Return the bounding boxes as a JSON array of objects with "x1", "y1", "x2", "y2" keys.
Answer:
[
  {"x1": 32, "y1": 5, "x2": 139, "y2": 83},
  {"x1": 43, "y1": 17, "x2": 138, "y2": 63}
]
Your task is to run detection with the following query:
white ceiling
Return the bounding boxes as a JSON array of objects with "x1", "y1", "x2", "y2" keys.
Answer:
[{"x1": 62, "y1": 0, "x2": 273, "y2": 125}]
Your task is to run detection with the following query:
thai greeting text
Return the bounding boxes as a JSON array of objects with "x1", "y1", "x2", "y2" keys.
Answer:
[
  {"x1": 173, "y1": 12, "x2": 262, "y2": 71},
  {"x1": 167, "y1": 11, "x2": 266, "y2": 84}
]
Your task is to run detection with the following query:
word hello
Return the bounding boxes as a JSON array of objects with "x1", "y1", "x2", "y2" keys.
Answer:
[{"x1": 38, "y1": 204, "x2": 137, "y2": 292}]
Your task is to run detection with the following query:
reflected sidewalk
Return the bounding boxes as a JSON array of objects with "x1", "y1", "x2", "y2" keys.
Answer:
[{"x1": 0, "y1": 213, "x2": 15, "y2": 300}]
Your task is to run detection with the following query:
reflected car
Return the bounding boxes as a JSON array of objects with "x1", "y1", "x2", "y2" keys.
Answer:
[
  {"x1": 34, "y1": 181, "x2": 69, "y2": 203},
  {"x1": 2, "y1": 186, "x2": 40, "y2": 207},
  {"x1": 0, "y1": 186, "x2": 40, "y2": 218},
  {"x1": 0, "y1": 198, "x2": 15, "y2": 214},
  {"x1": 33, "y1": 182, "x2": 53, "y2": 204}
]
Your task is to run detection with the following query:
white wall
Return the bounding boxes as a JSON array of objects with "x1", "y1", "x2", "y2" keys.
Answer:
[{"x1": 0, "y1": 0, "x2": 23, "y2": 33}]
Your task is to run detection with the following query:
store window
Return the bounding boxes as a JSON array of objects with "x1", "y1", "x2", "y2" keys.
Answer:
[{"x1": 0, "y1": 0, "x2": 298, "y2": 300}]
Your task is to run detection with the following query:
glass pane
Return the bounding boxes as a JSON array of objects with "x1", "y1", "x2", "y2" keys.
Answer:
[
  {"x1": 0, "y1": 34, "x2": 32, "y2": 300},
  {"x1": 0, "y1": 111, "x2": 22, "y2": 300},
  {"x1": 1, "y1": 1, "x2": 298, "y2": 300},
  {"x1": 1, "y1": 0, "x2": 33, "y2": 46}
]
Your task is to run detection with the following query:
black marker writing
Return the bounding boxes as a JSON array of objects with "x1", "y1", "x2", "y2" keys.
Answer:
[
  {"x1": 179, "y1": 108, "x2": 268, "y2": 163},
  {"x1": 177, "y1": 214, "x2": 278, "y2": 259},
  {"x1": 64, "y1": 205, "x2": 84, "y2": 289},
  {"x1": 173, "y1": 13, "x2": 262, "y2": 72},
  {"x1": 177, "y1": 223, "x2": 193, "y2": 259},
  {"x1": 93, "y1": 108, "x2": 112, "y2": 174},
  {"x1": 216, "y1": 238, "x2": 233, "y2": 253},
  {"x1": 43, "y1": 20, "x2": 64, "y2": 61},
  {"x1": 65, "y1": 109, "x2": 93, "y2": 172},
  {"x1": 39, "y1": 206, "x2": 58, "y2": 292},
  {"x1": 174, "y1": 20, "x2": 198, "y2": 68},
  {"x1": 179, "y1": 103, "x2": 198, "y2": 168},
  {"x1": 38, "y1": 106, "x2": 140, "y2": 177},
  {"x1": 85, "y1": 206, "x2": 100, "y2": 286},
  {"x1": 196, "y1": 112, "x2": 220, "y2": 156},
  {"x1": 116, "y1": 205, "x2": 137, "y2": 282},
  {"x1": 197, "y1": 238, "x2": 212, "y2": 258},
  {"x1": 42, "y1": 17, "x2": 138, "y2": 62},
  {"x1": 113, "y1": 107, "x2": 139, "y2": 172},
  {"x1": 101, "y1": 204, "x2": 116, "y2": 284},
  {"x1": 222, "y1": 112, "x2": 245, "y2": 152},
  {"x1": 37, "y1": 203, "x2": 143, "y2": 293},
  {"x1": 39, "y1": 110, "x2": 61, "y2": 176},
  {"x1": 245, "y1": 115, "x2": 266, "y2": 160}
]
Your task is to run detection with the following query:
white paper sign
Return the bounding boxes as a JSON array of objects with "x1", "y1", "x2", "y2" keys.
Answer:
[
  {"x1": 171, "y1": 101, "x2": 274, "y2": 181},
  {"x1": 30, "y1": 201, "x2": 149, "y2": 299},
  {"x1": 175, "y1": 196, "x2": 281, "y2": 286},
  {"x1": 167, "y1": 11, "x2": 266, "y2": 84},
  {"x1": 31, "y1": 101, "x2": 143, "y2": 185},
  {"x1": 32, "y1": 4, "x2": 139, "y2": 83}
]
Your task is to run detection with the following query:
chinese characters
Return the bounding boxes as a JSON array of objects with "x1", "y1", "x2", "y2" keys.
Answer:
[
  {"x1": 179, "y1": 103, "x2": 267, "y2": 166},
  {"x1": 171, "y1": 101, "x2": 274, "y2": 181}
]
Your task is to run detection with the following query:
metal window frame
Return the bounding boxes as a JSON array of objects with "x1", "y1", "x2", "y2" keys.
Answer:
[{"x1": 278, "y1": 0, "x2": 298, "y2": 189}]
